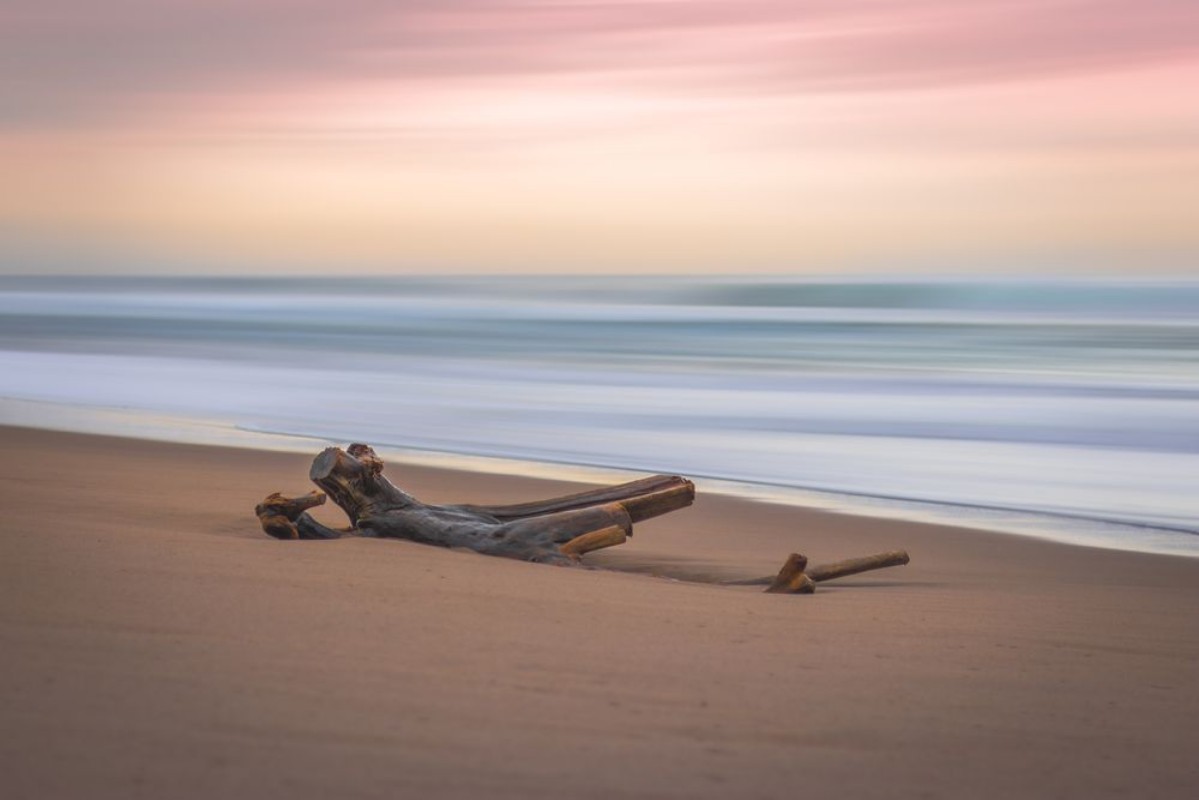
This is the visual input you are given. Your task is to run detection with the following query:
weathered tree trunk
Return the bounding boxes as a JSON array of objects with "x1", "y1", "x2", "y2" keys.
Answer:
[{"x1": 258, "y1": 443, "x2": 694, "y2": 564}]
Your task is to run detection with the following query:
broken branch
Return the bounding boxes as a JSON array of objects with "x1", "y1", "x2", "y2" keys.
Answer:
[
  {"x1": 559, "y1": 525, "x2": 628, "y2": 557},
  {"x1": 806, "y1": 550, "x2": 911, "y2": 582}
]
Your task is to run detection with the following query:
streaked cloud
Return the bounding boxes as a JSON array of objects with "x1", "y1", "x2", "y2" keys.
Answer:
[
  {"x1": 5, "y1": 1, "x2": 1197, "y2": 127},
  {"x1": 1, "y1": 1, "x2": 1197, "y2": 273}
]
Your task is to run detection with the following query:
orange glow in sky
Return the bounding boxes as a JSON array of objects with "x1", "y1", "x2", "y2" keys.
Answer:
[{"x1": 2, "y1": 1, "x2": 1197, "y2": 274}]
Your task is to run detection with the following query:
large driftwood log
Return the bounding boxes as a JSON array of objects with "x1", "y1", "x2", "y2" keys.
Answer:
[
  {"x1": 258, "y1": 443, "x2": 694, "y2": 564},
  {"x1": 257, "y1": 443, "x2": 913, "y2": 592}
]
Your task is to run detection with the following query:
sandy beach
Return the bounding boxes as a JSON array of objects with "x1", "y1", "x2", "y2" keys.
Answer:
[{"x1": 2, "y1": 425, "x2": 1197, "y2": 799}]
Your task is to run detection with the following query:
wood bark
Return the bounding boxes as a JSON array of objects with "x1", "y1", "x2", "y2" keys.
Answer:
[{"x1": 258, "y1": 443, "x2": 694, "y2": 563}]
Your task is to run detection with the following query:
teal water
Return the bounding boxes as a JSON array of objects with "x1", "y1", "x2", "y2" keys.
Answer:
[{"x1": 2, "y1": 275, "x2": 1197, "y2": 555}]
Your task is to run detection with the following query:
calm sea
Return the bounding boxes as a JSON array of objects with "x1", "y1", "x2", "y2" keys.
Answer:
[{"x1": 2, "y1": 275, "x2": 1197, "y2": 556}]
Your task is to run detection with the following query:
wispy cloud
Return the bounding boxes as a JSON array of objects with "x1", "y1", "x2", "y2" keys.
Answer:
[
  {"x1": 2, "y1": 1, "x2": 1197, "y2": 273},
  {"x1": 4, "y1": 1, "x2": 1197, "y2": 129}
]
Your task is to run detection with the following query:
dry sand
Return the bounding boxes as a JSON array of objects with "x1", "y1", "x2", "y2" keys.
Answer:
[{"x1": 2, "y1": 425, "x2": 1197, "y2": 799}]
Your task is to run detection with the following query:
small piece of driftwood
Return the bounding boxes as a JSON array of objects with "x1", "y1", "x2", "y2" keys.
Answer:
[
  {"x1": 763, "y1": 550, "x2": 911, "y2": 594},
  {"x1": 257, "y1": 443, "x2": 694, "y2": 564}
]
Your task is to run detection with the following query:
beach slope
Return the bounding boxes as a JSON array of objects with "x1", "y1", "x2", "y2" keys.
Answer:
[{"x1": 1, "y1": 426, "x2": 1197, "y2": 799}]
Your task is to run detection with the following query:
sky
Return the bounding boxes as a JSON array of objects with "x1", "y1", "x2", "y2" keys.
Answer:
[{"x1": 2, "y1": 0, "x2": 1198, "y2": 275}]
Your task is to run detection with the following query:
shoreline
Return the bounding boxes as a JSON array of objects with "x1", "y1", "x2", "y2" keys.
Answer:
[
  {"x1": 4, "y1": 398, "x2": 1196, "y2": 558},
  {"x1": 4, "y1": 425, "x2": 1199, "y2": 798}
]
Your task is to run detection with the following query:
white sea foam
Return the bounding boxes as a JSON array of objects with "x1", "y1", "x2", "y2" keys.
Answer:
[{"x1": 2, "y1": 275, "x2": 1197, "y2": 556}]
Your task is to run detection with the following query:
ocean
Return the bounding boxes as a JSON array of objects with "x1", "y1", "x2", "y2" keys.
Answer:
[{"x1": 2, "y1": 274, "x2": 1197, "y2": 556}]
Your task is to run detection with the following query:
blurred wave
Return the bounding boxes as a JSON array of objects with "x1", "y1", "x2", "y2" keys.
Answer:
[{"x1": 2, "y1": 275, "x2": 1197, "y2": 553}]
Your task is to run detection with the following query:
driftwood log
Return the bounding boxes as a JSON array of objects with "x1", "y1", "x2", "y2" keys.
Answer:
[
  {"x1": 763, "y1": 550, "x2": 911, "y2": 594},
  {"x1": 256, "y1": 443, "x2": 911, "y2": 591},
  {"x1": 256, "y1": 443, "x2": 694, "y2": 565}
]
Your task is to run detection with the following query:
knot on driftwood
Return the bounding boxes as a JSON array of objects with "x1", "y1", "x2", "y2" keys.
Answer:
[{"x1": 346, "y1": 443, "x2": 385, "y2": 476}]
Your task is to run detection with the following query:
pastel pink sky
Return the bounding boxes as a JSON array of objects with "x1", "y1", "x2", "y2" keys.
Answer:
[{"x1": 2, "y1": 0, "x2": 1198, "y2": 274}]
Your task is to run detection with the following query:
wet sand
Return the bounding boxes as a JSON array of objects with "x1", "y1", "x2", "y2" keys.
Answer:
[{"x1": 2, "y1": 426, "x2": 1197, "y2": 799}]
